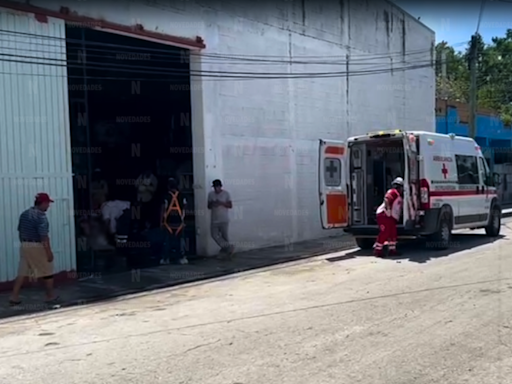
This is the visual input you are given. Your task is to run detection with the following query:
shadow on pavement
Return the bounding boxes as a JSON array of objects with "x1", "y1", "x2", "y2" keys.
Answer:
[
  {"x1": 340, "y1": 233, "x2": 506, "y2": 264},
  {"x1": 0, "y1": 235, "x2": 357, "y2": 322}
]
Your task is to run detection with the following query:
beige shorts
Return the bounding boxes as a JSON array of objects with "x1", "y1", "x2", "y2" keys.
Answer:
[{"x1": 18, "y1": 242, "x2": 53, "y2": 279}]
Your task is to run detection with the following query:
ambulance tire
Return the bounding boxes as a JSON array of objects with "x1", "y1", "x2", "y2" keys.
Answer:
[
  {"x1": 355, "y1": 238, "x2": 374, "y2": 250},
  {"x1": 428, "y1": 213, "x2": 452, "y2": 251},
  {"x1": 485, "y1": 205, "x2": 501, "y2": 237}
]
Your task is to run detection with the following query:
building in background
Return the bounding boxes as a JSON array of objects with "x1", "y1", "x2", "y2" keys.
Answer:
[
  {"x1": 0, "y1": 0, "x2": 434, "y2": 286},
  {"x1": 436, "y1": 99, "x2": 512, "y2": 204}
]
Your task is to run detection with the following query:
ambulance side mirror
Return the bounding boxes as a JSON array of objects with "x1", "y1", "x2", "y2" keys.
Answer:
[{"x1": 493, "y1": 173, "x2": 501, "y2": 186}]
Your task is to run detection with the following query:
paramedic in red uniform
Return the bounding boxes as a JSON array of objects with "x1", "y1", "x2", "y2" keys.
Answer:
[{"x1": 374, "y1": 177, "x2": 404, "y2": 257}]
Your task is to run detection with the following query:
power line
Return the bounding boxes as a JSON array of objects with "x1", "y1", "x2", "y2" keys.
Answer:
[
  {"x1": 0, "y1": 30, "x2": 438, "y2": 79},
  {"x1": 0, "y1": 26, "x2": 442, "y2": 81},
  {"x1": 476, "y1": 0, "x2": 488, "y2": 34},
  {"x1": 0, "y1": 27, "x2": 433, "y2": 60},
  {"x1": 0, "y1": 49, "x2": 437, "y2": 76},
  {"x1": 0, "y1": 39, "x2": 432, "y2": 68},
  {"x1": 0, "y1": 27, "x2": 437, "y2": 63},
  {"x1": 0, "y1": 54, "x2": 435, "y2": 80}
]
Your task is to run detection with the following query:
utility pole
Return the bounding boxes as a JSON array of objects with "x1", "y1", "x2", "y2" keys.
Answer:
[{"x1": 468, "y1": 35, "x2": 478, "y2": 138}]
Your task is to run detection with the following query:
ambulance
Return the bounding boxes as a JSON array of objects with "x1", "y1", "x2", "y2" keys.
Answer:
[{"x1": 319, "y1": 130, "x2": 502, "y2": 250}]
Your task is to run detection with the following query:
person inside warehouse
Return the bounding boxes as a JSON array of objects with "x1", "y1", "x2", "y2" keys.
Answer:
[
  {"x1": 374, "y1": 177, "x2": 404, "y2": 257},
  {"x1": 160, "y1": 177, "x2": 188, "y2": 265},
  {"x1": 101, "y1": 199, "x2": 132, "y2": 246},
  {"x1": 134, "y1": 168, "x2": 159, "y2": 230},
  {"x1": 91, "y1": 168, "x2": 109, "y2": 210}
]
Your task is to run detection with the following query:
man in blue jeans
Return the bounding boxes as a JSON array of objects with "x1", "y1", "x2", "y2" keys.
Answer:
[{"x1": 160, "y1": 178, "x2": 188, "y2": 265}]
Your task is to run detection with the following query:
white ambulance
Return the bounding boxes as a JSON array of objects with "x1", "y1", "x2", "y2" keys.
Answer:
[{"x1": 319, "y1": 130, "x2": 502, "y2": 250}]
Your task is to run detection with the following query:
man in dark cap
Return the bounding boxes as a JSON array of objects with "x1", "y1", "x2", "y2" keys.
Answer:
[
  {"x1": 208, "y1": 179, "x2": 234, "y2": 257},
  {"x1": 160, "y1": 178, "x2": 188, "y2": 265}
]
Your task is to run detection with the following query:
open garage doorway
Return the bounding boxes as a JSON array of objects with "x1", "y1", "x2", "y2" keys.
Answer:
[{"x1": 66, "y1": 26, "x2": 196, "y2": 275}]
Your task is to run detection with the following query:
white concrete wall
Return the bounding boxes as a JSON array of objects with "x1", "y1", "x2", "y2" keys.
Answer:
[{"x1": 16, "y1": 0, "x2": 435, "y2": 255}]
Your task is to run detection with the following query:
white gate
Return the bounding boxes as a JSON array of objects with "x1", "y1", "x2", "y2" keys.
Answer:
[{"x1": 0, "y1": 8, "x2": 75, "y2": 282}]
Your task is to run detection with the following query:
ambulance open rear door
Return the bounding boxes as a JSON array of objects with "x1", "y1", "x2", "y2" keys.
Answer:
[{"x1": 318, "y1": 139, "x2": 349, "y2": 229}]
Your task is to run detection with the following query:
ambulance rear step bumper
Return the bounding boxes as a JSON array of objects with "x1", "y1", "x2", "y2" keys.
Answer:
[
  {"x1": 343, "y1": 226, "x2": 425, "y2": 239},
  {"x1": 344, "y1": 209, "x2": 442, "y2": 238}
]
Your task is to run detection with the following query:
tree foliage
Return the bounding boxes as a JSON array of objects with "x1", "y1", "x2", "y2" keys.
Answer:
[{"x1": 436, "y1": 30, "x2": 512, "y2": 125}]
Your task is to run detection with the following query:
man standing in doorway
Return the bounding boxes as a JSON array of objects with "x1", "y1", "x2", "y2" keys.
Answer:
[
  {"x1": 208, "y1": 179, "x2": 235, "y2": 257},
  {"x1": 160, "y1": 178, "x2": 188, "y2": 265},
  {"x1": 9, "y1": 193, "x2": 59, "y2": 306}
]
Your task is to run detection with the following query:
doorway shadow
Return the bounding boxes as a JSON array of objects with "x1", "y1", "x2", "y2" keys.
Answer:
[{"x1": 339, "y1": 234, "x2": 507, "y2": 264}]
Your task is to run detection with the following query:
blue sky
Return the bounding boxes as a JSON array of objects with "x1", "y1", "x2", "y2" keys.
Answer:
[{"x1": 393, "y1": 1, "x2": 512, "y2": 48}]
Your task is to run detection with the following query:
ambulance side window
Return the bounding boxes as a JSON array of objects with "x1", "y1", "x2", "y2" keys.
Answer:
[
  {"x1": 455, "y1": 155, "x2": 479, "y2": 185},
  {"x1": 479, "y1": 157, "x2": 493, "y2": 186},
  {"x1": 324, "y1": 158, "x2": 342, "y2": 187}
]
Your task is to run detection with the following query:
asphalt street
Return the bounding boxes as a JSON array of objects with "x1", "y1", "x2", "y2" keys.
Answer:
[{"x1": 1, "y1": 220, "x2": 512, "y2": 384}]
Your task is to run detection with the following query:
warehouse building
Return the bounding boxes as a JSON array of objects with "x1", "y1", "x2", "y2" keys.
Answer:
[{"x1": 0, "y1": 0, "x2": 434, "y2": 285}]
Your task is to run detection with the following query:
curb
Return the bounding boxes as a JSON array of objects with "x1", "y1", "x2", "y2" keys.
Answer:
[
  {"x1": 503, "y1": 210, "x2": 512, "y2": 218},
  {"x1": 2, "y1": 237, "x2": 356, "y2": 320},
  {"x1": 60, "y1": 245, "x2": 355, "y2": 309}
]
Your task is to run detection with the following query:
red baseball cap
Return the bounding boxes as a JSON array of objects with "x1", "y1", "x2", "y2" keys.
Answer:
[{"x1": 35, "y1": 193, "x2": 54, "y2": 203}]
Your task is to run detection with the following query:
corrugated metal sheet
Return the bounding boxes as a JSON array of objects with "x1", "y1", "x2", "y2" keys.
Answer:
[{"x1": 0, "y1": 8, "x2": 75, "y2": 282}]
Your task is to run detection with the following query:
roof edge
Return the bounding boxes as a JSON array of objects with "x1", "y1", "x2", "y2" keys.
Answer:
[{"x1": 385, "y1": 0, "x2": 435, "y2": 36}]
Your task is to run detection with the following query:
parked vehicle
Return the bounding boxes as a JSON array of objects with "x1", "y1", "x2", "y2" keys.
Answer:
[{"x1": 318, "y1": 130, "x2": 502, "y2": 250}]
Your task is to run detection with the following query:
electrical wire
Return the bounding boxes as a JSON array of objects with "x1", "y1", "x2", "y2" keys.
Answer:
[
  {"x1": 0, "y1": 35, "x2": 437, "y2": 79},
  {"x1": 476, "y1": 0, "x2": 487, "y2": 34},
  {"x1": 0, "y1": 55, "x2": 436, "y2": 80},
  {"x1": 0, "y1": 27, "x2": 437, "y2": 62},
  {"x1": 0, "y1": 49, "x2": 437, "y2": 75},
  {"x1": 0, "y1": 41, "x2": 433, "y2": 69},
  {"x1": 0, "y1": 26, "x2": 441, "y2": 81},
  {"x1": 0, "y1": 37, "x2": 434, "y2": 68}
]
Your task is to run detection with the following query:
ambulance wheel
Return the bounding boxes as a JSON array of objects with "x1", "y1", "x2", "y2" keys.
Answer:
[
  {"x1": 428, "y1": 213, "x2": 451, "y2": 250},
  {"x1": 485, "y1": 206, "x2": 501, "y2": 237},
  {"x1": 355, "y1": 238, "x2": 374, "y2": 250}
]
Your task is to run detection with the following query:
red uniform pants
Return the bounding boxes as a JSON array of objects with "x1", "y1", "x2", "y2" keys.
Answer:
[{"x1": 375, "y1": 211, "x2": 397, "y2": 256}]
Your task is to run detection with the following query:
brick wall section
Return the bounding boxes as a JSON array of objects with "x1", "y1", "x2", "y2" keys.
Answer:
[{"x1": 23, "y1": 0, "x2": 435, "y2": 254}]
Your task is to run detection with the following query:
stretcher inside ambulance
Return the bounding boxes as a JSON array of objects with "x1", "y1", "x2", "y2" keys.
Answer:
[{"x1": 318, "y1": 130, "x2": 502, "y2": 250}]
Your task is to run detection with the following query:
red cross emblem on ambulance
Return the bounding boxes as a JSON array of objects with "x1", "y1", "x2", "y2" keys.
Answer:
[{"x1": 441, "y1": 163, "x2": 448, "y2": 179}]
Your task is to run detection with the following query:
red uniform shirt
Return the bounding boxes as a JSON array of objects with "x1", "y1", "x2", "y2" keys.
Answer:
[
  {"x1": 376, "y1": 188, "x2": 401, "y2": 215},
  {"x1": 385, "y1": 188, "x2": 400, "y2": 205}
]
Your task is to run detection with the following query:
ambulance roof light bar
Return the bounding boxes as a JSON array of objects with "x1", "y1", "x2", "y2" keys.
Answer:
[{"x1": 367, "y1": 129, "x2": 403, "y2": 139}]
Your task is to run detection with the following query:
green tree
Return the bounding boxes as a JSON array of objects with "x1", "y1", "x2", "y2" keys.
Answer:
[
  {"x1": 479, "y1": 30, "x2": 512, "y2": 123},
  {"x1": 435, "y1": 41, "x2": 469, "y2": 101},
  {"x1": 438, "y1": 30, "x2": 512, "y2": 125}
]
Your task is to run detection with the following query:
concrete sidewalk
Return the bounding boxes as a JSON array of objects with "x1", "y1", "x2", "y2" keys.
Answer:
[
  {"x1": 0, "y1": 234, "x2": 356, "y2": 320},
  {"x1": 2, "y1": 208, "x2": 511, "y2": 321}
]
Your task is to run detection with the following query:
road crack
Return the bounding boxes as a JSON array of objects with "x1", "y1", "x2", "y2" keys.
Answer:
[{"x1": 182, "y1": 339, "x2": 221, "y2": 354}]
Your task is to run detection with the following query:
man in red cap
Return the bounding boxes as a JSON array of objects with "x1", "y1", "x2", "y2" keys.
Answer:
[{"x1": 9, "y1": 193, "x2": 59, "y2": 306}]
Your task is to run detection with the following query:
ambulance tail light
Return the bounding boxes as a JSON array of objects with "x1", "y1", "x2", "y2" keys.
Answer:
[{"x1": 420, "y1": 179, "x2": 430, "y2": 210}]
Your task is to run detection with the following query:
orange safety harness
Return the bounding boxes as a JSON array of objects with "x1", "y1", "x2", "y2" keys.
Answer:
[{"x1": 162, "y1": 191, "x2": 185, "y2": 235}]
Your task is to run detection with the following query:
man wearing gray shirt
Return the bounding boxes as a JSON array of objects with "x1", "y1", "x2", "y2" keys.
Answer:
[{"x1": 208, "y1": 179, "x2": 235, "y2": 257}]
